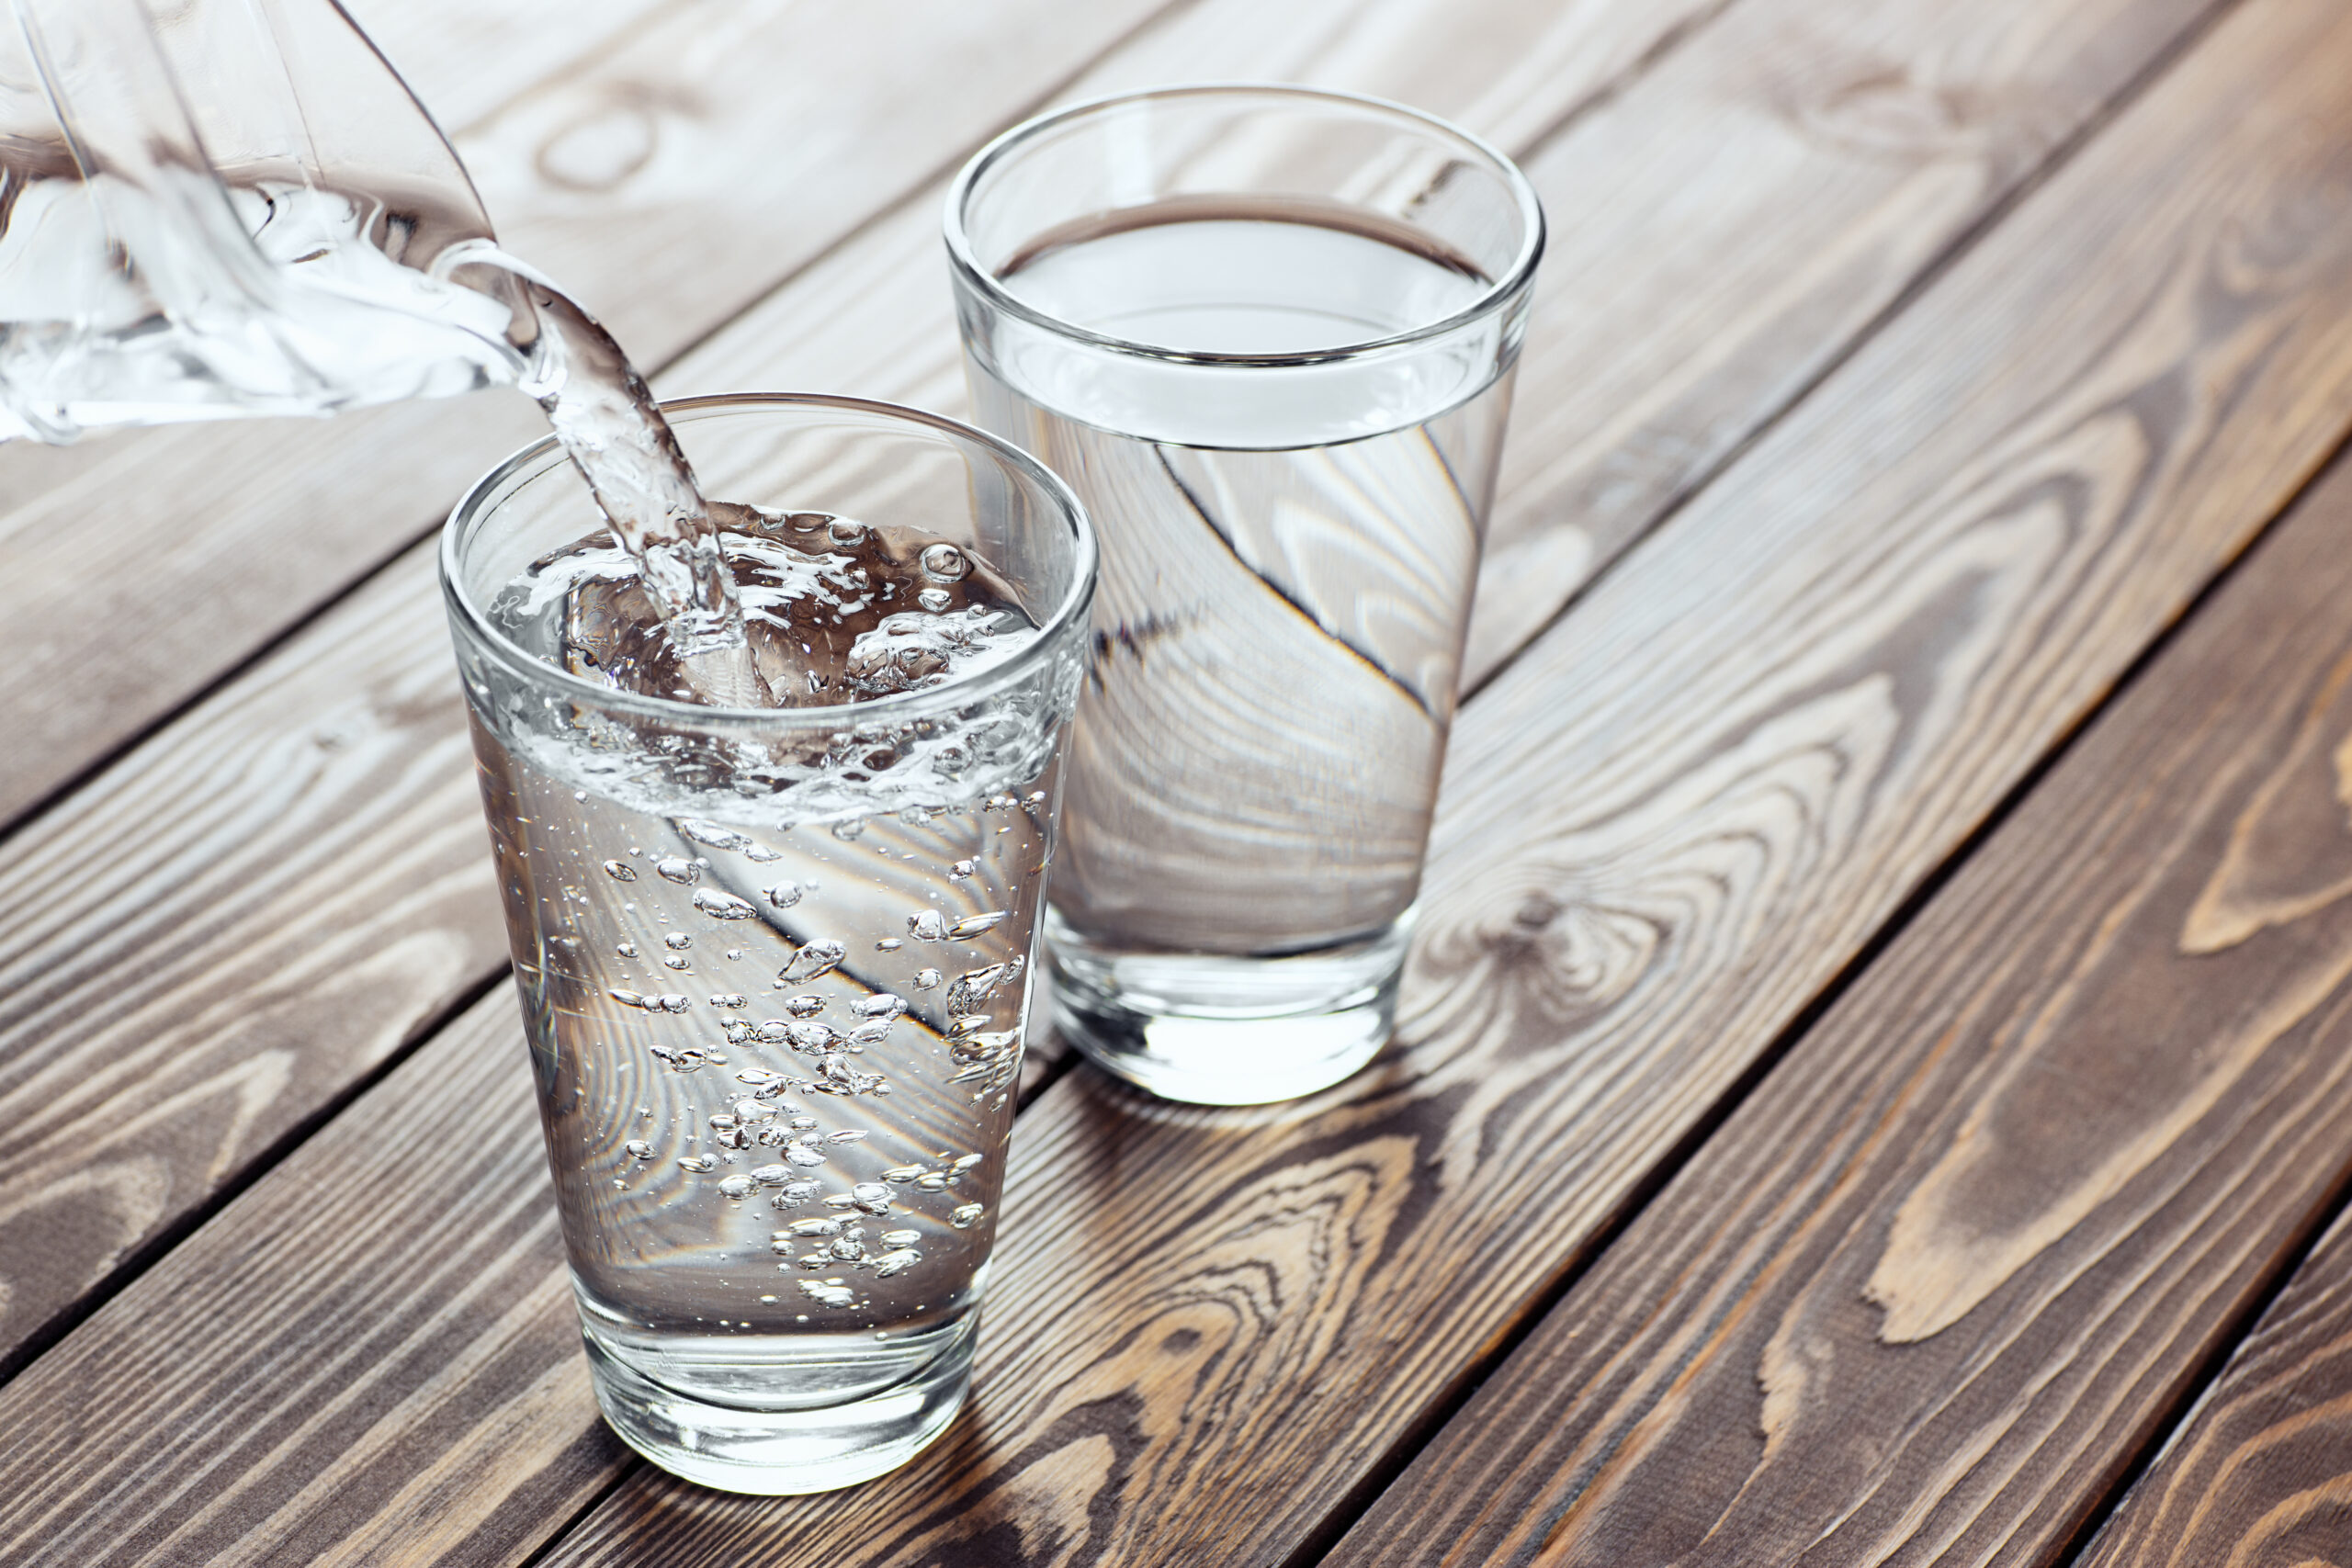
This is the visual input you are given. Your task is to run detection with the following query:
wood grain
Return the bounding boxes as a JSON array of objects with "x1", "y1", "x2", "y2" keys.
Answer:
[
  {"x1": 0, "y1": 0, "x2": 2333, "y2": 1551},
  {"x1": 0, "y1": 992, "x2": 623, "y2": 1568},
  {"x1": 0, "y1": 0, "x2": 1732, "y2": 1375},
  {"x1": 2080, "y1": 1201, "x2": 2352, "y2": 1568},
  {"x1": 1324, "y1": 353, "x2": 2352, "y2": 1568},
  {"x1": 0, "y1": 555, "x2": 501, "y2": 1373},
  {"x1": 545, "y1": 0, "x2": 2352, "y2": 1561},
  {"x1": 661, "y1": 0, "x2": 2228, "y2": 697},
  {"x1": 530, "y1": 0, "x2": 2352, "y2": 1561},
  {"x1": 0, "y1": 0, "x2": 1182, "y2": 828},
  {"x1": 339, "y1": 0, "x2": 662, "y2": 134}
]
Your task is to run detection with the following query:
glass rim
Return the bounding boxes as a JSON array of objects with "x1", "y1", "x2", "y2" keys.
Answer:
[
  {"x1": 438, "y1": 391, "x2": 1098, "y2": 732},
  {"x1": 944, "y1": 82, "x2": 1546, "y2": 370}
]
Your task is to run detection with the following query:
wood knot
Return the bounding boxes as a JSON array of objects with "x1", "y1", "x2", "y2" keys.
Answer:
[{"x1": 1513, "y1": 895, "x2": 1562, "y2": 931}]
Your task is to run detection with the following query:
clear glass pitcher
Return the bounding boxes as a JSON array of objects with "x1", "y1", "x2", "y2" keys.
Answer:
[{"x1": 0, "y1": 0, "x2": 531, "y2": 442}]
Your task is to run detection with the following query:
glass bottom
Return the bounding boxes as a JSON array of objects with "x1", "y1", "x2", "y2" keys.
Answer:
[
  {"x1": 1046, "y1": 909, "x2": 1410, "y2": 1104},
  {"x1": 581, "y1": 1306, "x2": 978, "y2": 1494}
]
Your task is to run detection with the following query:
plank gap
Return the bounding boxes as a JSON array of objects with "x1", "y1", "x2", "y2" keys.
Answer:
[
  {"x1": 1502, "y1": 0, "x2": 1747, "y2": 166},
  {"x1": 2055, "y1": 1156, "x2": 2352, "y2": 1567},
  {"x1": 0, "y1": 962, "x2": 514, "y2": 1392},
  {"x1": 511, "y1": 1461, "x2": 645, "y2": 1568},
  {"x1": 633, "y1": 0, "x2": 1211, "y2": 382},
  {"x1": 1461, "y1": 0, "x2": 2250, "y2": 708}
]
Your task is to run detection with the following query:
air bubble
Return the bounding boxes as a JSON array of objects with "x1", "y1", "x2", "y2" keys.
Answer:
[
  {"x1": 949, "y1": 911, "x2": 1007, "y2": 940},
  {"x1": 952, "y1": 1154, "x2": 984, "y2": 1172},
  {"x1": 800, "y1": 1280, "x2": 856, "y2": 1307},
  {"x1": 908, "y1": 910, "x2": 946, "y2": 942},
  {"x1": 602, "y1": 860, "x2": 638, "y2": 883},
  {"x1": 694, "y1": 889, "x2": 758, "y2": 920},
  {"x1": 624, "y1": 1140, "x2": 654, "y2": 1161},
  {"x1": 779, "y1": 940, "x2": 846, "y2": 985},
  {"x1": 749, "y1": 1164, "x2": 791, "y2": 1186},
  {"x1": 765, "y1": 881, "x2": 804, "y2": 908},
  {"x1": 663, "y1": 955, "x2": 690, "y2": 971},
  {"x1": 951, "y1": 1203, "x2": 986, "y2": 1229},
  {"x1": 917, "y1": 1173, "x2": 948, "y2": 1191},
  {"x1": 919, "y1": 542, "x2": 970, "y2": 581},
  {"x1": 829, "y1": 1235, "x2": 866, "y2": 1262},
  {"x1": 882, "y1": 1166, "x2": 924, "y2": 1183},
  {"x1": 788, "y1": 1115, "x2": 819, "y2": 1131},
  {"x1": 828, "y1": 517, "x2": 871, "y2": 548},
  {"x1": 734, "y1": 1100, "x2": 771, "y2": 1122},
  {"x1": 775, "y1": 1180, "x2": 820, "y2": 1207},
  {"x1": 654, "y1": 857, "x2": 699, "y2": 885},
  {"x1": 876, "y1": 938, "x2": 903, "y2": 952},
  {"x1": 678, "y1": 1155, "x2": 717, "y2": 1174},
  {"x1": 880, "y1": 1229, "x2": 922, "y2": 1247},
  {"x1": 711, "y1": 993, "x2": 747, "y2": 1009},
  {"x1": 784, "y1": 995, "x2": 827, "y2": 1018},
  {"x1": 785, "y1": 1217, "x2": 842, "y2": 1237},
  {"x1": 917, "y1": 587, "x2": 952, "y2": 614},
  {"x1": 872, "y1": 1248, "x2": 922, "y2": 1278},
  {"x1": 913, "y1": 969, "x2": 943, "y2": 990},
  {"x1": 678, "y1": 819, "x2": 752, "y2": 852},
  {"x1": 665, "y1": 933, "x2": 693, "y2": 951},
  {"x1": 948, "y1": 860, "x2": 976, "y2": 879},
  {"x1": 786, "y1": 1145, "x2": 828, "y2": 1167},
  {"x1": 829, "y1": 1129, "x2": 868, "y2": 1145},
  {"x1": 718, "y1": 1175, "x2": 754, "y2": 1199},
  {"x1": 615, "y1": 942, "x2": 639, "y2": 958},
  {"x1": 853, "y1": 993, "x2": 906, "y2": 1021},
  {"x1": 788, "y1": 1021, "x2": 838, "y2": 1054},
  {"x1": 946, "y1": 960, "x2": 1016, "y2": 1014}
]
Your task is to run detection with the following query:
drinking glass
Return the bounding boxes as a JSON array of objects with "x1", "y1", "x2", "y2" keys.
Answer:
[
  {"x1": 945, "y1": 85, "x2": 1543, "y2": 1104},
  {"x1": 440, "y1": 395, "x2": 1094, "y2": 1493}
]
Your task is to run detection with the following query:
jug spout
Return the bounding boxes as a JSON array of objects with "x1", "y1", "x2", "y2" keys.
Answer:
[{"x1": 0, "y1": 0, "x2": 531, "y2": 442}]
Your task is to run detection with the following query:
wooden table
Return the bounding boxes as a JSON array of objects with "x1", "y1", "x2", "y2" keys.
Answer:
[{"x1": 6, "y1": 0, "x2": 2352, "y2": 1562}]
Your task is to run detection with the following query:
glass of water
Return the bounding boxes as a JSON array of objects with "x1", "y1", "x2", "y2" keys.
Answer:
[
  {"x1": 946, "y1": 86, "x2": 1543, "y2": 1104},
  {"x1": 439, "y1": 395, "x2": 1093, "y2": 1493}
]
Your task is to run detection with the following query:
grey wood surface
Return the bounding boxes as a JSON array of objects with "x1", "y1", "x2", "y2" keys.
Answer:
[
  {"x1": 6, "y1": 0, "x2": 2352, "y2": 1563},
  {"x1": 1325, "y1": 322, "x2": 2352, "y2": 1568}
]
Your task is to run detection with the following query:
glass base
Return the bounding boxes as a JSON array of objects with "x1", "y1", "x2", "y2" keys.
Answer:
[
  {"x1": 1046, "y1": 910, "x2": 1409, "y2": 1104},
  {"x1": 581, "y1": 1309, "x2": 977, "y2": 1495}
]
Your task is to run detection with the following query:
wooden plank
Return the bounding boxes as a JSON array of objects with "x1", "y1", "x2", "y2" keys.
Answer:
[
  {"x1": 528, "y1": 0, "x2": 2352, "y2": 1559},
  {"x1": 339, "y1": 0, "x2": 661, "y2": 134},
  {"x1": 669, "y1": 0, "x2": 2229, "y2": 698},
  {"x1": 0, "y1": 993, "x2": 623, "y2": 1568},
  {"x1": 0, "y1": 0, "x2": 1731, "y2": 1376},
  {"x1": 1322, "y1": 381, "x2": 2352, "y2": 1568},
  {"x1": 0, "y1": 0, "x2": 1182, "y2": 829},
  {"x1": 2079, "y1": 1201, "x2": 2352, "y2": 1568}
]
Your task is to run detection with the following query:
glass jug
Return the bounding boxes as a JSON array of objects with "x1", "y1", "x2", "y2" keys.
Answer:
[{"x1": 0, "y1": 0, "x2": 531, "y2": 442}]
